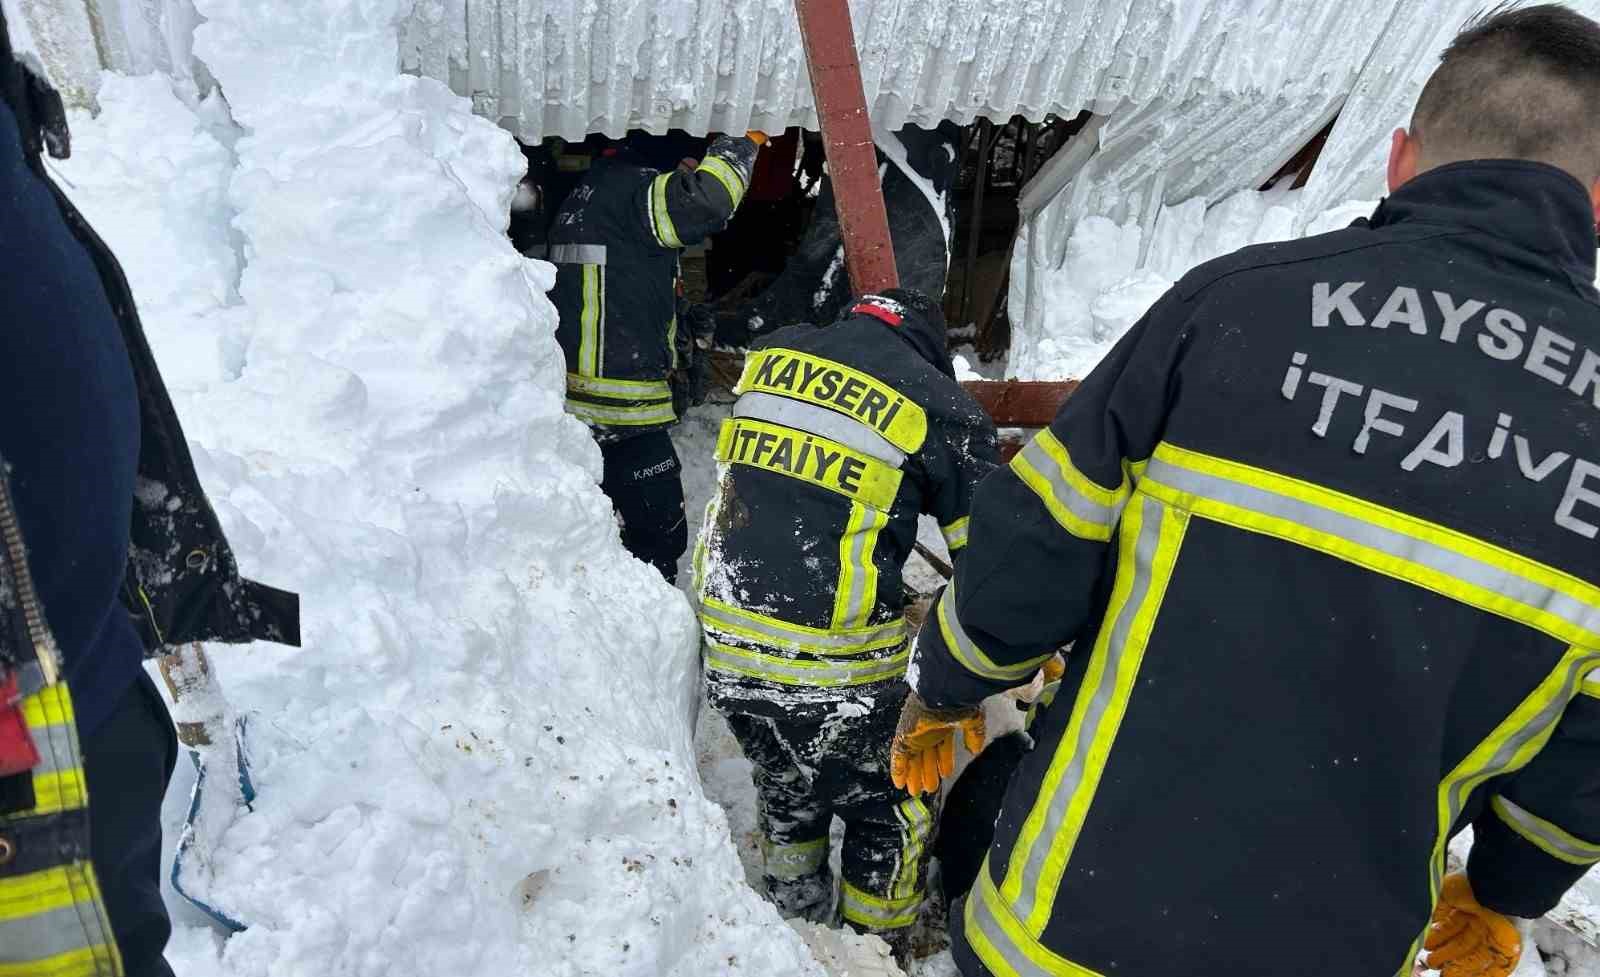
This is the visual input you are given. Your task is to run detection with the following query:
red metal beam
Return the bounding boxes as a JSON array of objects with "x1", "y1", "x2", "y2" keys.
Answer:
[{"x1": 793, "y1": 0, "x2": 899, "y2": 295}]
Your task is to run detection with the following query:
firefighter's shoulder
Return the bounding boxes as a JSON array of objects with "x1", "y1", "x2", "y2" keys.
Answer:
[{"x1": 1172, "y1": 221, "x2": 1388, "y2": 302}]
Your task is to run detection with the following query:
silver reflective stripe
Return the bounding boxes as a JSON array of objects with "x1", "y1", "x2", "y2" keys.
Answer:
[
  {"x1": 1493, "y1": 795, "x2": 1600, "y2": 864},
  {"x1": 701, "y1": 600, "x2": 905, "y2": 653},
  {"x1": 705, "y1": 642, "x2": 908, "y2": 686},
  {"x1": 567, "y1": 373, "x2": 672, "y2": 400},
  {"x1": 548, "y1": 243, "x2": 608, "y2": 265},
  {"x1": 23, "y1": 722, "x2": 75, "y2": 776},
  {"x1": 966, "y1": 878, "x2": 1055, "y2": 977},
  {"x1": 525, "y1": 244, "x2": 549, "y2": 258},
  {"x1": 1010, "y1": 498, "x2": 1167, "y2": 926},
  {"x1": 892, "y1": 797, "x2": 934, "y2": 900},
  {"x1": 762, "y1": 837, "x2": 828, "y2": 880},
  {"x1": 734, "y1": 392, "x2": 907, "y2": 468},
  {"x1": 934, "y1": 581, "x2": 1051, "y2": 683},
  {"x1": 840, "y1": 883, "x2": 920, "y2": 929},
  {"x1": 0, "y1": 900, "x2": 105, "y2": 966},
  {"x1": 1016, "y1": 436, "x2": 1124, "y2": 532},
  {"x1": 1583, "y1": 669, "x2": 1600, "y2": 699},
  {"x1": 1145, "y1": 457, "x2": 1600, "y2": 640},
  {"x1": 836, "y1": 504, "x2": 888, "y2": 630}
]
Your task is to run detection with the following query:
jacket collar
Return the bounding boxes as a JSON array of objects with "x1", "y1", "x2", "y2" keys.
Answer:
[{"x1": 1369, "y1": 160, "x2": 1598, "y2": 297}]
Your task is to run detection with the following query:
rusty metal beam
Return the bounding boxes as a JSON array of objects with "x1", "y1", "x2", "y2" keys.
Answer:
[
  {"x1": 961, "y1": 380, "x2": 1079, "y2": 427},
  {"x1": 793, "y1": 0, "x2": 899, "y2": 295}
]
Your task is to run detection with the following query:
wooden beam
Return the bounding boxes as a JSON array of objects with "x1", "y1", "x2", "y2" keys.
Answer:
[{"x1": 793, "y1": 0, "x2": 899, "y2": 295}]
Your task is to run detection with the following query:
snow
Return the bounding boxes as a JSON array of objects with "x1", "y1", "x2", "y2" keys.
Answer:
[{"x1": 54, "y1": 1, "x2": 825, "y2": 974}]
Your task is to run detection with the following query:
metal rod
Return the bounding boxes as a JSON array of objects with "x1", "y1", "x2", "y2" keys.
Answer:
[
  {"x1": 792, "y1": 0, "x2": 899, "y2": 295},
  {"x1": 961, "y1": 118, "x2": 997, "y2": 328}
]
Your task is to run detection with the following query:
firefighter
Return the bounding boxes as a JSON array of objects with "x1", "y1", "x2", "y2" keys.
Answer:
[
  {"x1": 1, "y1": 15, "x2": 298, "y2": 975},
  {"x1": 547, "y1": 130, "x2": 764, "y2": 583},
  {"x1": 893, "y1": 7, "x2": 1600, "y2": 977},
  {"x1": 695, "y1": 288, "x2": 999, "y2": 958}
]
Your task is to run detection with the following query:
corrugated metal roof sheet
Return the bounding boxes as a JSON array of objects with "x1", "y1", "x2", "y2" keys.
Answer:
[{"x1": 396, "y1": 0, "x2": 1412, "y2": 143}]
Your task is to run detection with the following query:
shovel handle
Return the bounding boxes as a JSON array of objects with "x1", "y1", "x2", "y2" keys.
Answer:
[{"x1": 156, "y1": 643, "x2": 220, "y2": 749}]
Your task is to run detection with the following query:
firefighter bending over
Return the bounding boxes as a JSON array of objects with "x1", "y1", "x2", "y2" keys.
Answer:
[
  {"x1": 548, "y1": 131, "x2": 763, "y2": 582},
  {"x1": 696, "y1": 289, "x2": 998, "y2": 961},
  {"x1": 894, "y1": 7, "x2": 1600, "y2": 977}
]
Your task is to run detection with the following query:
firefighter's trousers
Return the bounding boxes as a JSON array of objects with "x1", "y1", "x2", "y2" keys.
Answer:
[{"x1": 724, "y1": 691, "x2": 936, "y2": 935}]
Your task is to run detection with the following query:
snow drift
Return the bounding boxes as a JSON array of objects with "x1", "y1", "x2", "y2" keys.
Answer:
[{"x1": 57, "y1": 1, "x2": 821, "y2": 974}]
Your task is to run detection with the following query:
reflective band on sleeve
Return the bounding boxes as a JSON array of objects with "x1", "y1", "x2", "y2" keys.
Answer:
[
  {"x1": 700, "y1": 598, "x2": 905, "y2": 655},
  {"x1": 577, "y1": 264, "x2": 604, "y2": 377},
  {"x1": 833, "y1": 503, "x2": 888, "y2": 631},
  {"x1": 715, "y1": 417, "x2": 904, "y2": 511},
  {"x1": 20, "y1": 683, "x2": 73, "y2": 728},
  {"x1": 566, "y1": 398, "x2": 677, "y2": 428},
  {"x1": 1491, "y1": 795, "x2": 1600, "y2": 865},
  {"x1": 1142, "y1": 442, "x2": 1600, "y2": 649},
  {"x1": 965, "y1": 868, "x2": 1108, "y2": 977},
  {"x1": 649, "y1": 172, "x2": 683, "y2": 248},
  {"x1": 704, "y1": 641, "x2": 909, "y2": 688},
  {"x1": 933, "y1": 580, "x2": 1053, "y2": 684},
  {"x1": 1010, "y1": 430, "x2": 1130, "y2": 543},
  {"x1": 547, "y1": 243, "x2": 608, "y2": 265},
  {"x1": 0, "y1": 864, "x2": 121, "y2": 977},
  {"x1": 735, "y1": 392, "x2": 907, "y2": 468},
  {"x1": 761, "y1": 837, "x2": 828, "y2": 880},
  {"x1": 942, "y1": 517, "x2": 970, "y2": 552},
  {"x1": 841, "y1": 881, "x2": 922, "y2": 931},
  {"x1": 735, "y1": 348, "x2": 928, "y2": 453},
  {"x1": 1000, "y1": 496, "x2": 1187, "y2": 932},
  {"x1": 697, "y1": 155, "x2": 748, "y2": 209}
]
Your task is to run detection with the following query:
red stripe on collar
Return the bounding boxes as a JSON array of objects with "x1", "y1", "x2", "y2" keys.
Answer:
[{"x1": 853, "y1": 302, "x2": 903, "y2": 327}]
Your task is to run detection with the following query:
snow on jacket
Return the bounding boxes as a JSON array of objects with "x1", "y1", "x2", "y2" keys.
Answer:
[
  {"x1": 546, "y1": 136, "x2": 758, "y2": 439},
  {"x1": 697, "y1": 292, "x2": 999, "y2": 722},
  {"x1": 912, "y1": 160, "x2": 1600, "y2": 977}
]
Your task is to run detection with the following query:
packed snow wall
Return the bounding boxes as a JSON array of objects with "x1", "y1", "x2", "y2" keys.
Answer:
[{"x1": 49, "y1": 1, "x2": 826, "y2": 974}]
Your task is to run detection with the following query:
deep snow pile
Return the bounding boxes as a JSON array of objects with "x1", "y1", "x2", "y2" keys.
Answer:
[
  {"x1": 55, "y1": 1, "x2": 823, "y2": 974},
  {"x1": 1007, "y1": 187, "x2": 1378, "y2": 381}
]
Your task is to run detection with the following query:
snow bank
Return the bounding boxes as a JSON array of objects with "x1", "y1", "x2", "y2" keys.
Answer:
[
  {"x1": 57, "y1": 1, "x2": 821, "y2": 974},
  {"x1": 1008, "y1": 188, "x2": 1378, "y2": 381}
]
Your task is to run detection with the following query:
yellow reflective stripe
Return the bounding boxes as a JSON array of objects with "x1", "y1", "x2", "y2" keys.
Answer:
[
  {"x1": 715, "y1": 417, "x2": 903, "y2": 511},
  {"x1": 761, "y1": 837, "x2": 828, "y2": 880},
  {"x1": 891, "y1": 796, "x2": 934, "y2": 901},
  {"x1": 577, "y1": 264, "x2": 603, "y2": 377},
  {"x1": 20, "y1": 684, "x2": 73, "y2": 729},
  {"x1": 934, "y1": 580, "x2": 1053, "y2": 684},
  {"x1": 1491, "y1": 795, "x2": 1600, "y2": 865},
  {"x1": 692, "y1": 495, "x2": 720, "y2": 597},
  {"x1": 833, "y1": 503, "x2": 887, "y2": 630},
  {"x1": 565, "y1": 373, "x2": 672, "y2": 400},
  {"x1": 697, "y1": 155, "x2": 748, "y2": 209},
  {"x1": 965, "y1": 867, "x2": 1107, "y2": 977},
  {"x1": 700, "y1": 597, "x2": 905, "y2": 655},
  {"x1": 0, "y1": 863, "x2": 121, "y2": 977},
  {"x1": 1144, "y1": 442, "x2": 1600, "y2": 648},
  {"x1": 735, "y1": 348, "x2": 928, "y2": 454},
  {"x1": 649, "y1": 172, "x2": 683, "y2": 248},
  {"x1": 1582, "y1": 670, "x2": 1600, "y2": 700},
  {"x1": 1394, "y1": 646, "x2": 1600, "y2": 977},
  {"x1": 704, "y1": 641, "x2": 908, "y2": 688},
  {"x1": 1010, "y1": 430, "x2": 1130, "y2": 543},
  {"x1": 566, "y1": 399, "x2": 676, "y2": 427},
  {"x1": 26, "y1": 769, "x2": 89, "y2": 817},
  {"x1": 1002, "y1": 495, "x2": 1188, "y2": 933},
  {"x1": 840, "y1": 881, "x2": 922, "y2": 929},
  {"x1": 942, "y1": 517, "x2": 971, "y2": 552},
  {"x1": 667, "y1": 315, "x2": 679, "y2": 370}
]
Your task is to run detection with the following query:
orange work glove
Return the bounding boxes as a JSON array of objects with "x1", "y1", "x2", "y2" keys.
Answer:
[
  {"x1": 745, "y1": 130, "x2": 769, "y2": 146},
  {"x1": 1422, "y1": 874, "x2": 1522, "y2": 977},
  {"x1": 890, "y1": 691, "x2": 984, "y2": 796},
  {"x1": 1041, "y1": 653, "x2": 1066, "y2": 685}
]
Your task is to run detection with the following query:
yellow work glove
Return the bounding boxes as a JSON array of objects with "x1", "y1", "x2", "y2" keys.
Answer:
[
  {"x1": 745, "y1": 130, "x2": 769, "y2": 146},
  {"x1": 890, "y1": 691, "x2": 984, "y2": 797},
  {"x1": 1422, "y1": 874, "x2": 1522, "y2": 977}
]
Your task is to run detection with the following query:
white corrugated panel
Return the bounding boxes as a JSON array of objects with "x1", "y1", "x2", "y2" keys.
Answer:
[{"x1": 396, "y1": 0, "x2": 1412, "y2": 143}]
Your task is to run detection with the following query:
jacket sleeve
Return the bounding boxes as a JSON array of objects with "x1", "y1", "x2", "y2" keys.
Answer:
[
  {"x1": 1468, "y1": 676, "x2": 1600, "y2": 918},
  {"x1": 922, "y1": 400, "x2": 1000, "y2": 567},
  {"x1": 909, "y1": 290, "x2": 1192, "y2": 708},
  {"x1": 637, "y1": 135, "x2": 759, "y2": 249}
]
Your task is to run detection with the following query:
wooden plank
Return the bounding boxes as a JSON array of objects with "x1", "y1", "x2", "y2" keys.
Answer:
[
  {"x1": 961, "y1": 379, "x2": 1079, "y2": 427},
  {"x1": 792, "y1": 0, "x2": 899, "y2": 295}
]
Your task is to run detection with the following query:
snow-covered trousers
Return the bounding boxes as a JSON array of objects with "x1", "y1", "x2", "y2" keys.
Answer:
[{"x1": 724, "y1": 690, "x2": 937, "y2": 934}]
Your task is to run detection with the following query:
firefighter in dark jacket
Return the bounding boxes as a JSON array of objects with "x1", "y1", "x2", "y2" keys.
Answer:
[
  {"x1": 0, "y1": 15, "x2": 298, "y2": 976},
  {"x1": 548, "y1": 131, "x2": 763, "y2": 583},
  {"x1": 892, "y1": 8, "x2": 1600, "y2": 977},
  {"x1": 696, "y1": 289, "x2": 999, "y2": 956}
]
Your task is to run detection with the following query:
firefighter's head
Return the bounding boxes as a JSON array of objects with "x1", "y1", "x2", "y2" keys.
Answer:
[
  {"x1": 1391, "y1": 3, "x2": 1600, "y2": 219},
  {"x1": 848, "y1": 288, "x2": 955, "y2": 379}
]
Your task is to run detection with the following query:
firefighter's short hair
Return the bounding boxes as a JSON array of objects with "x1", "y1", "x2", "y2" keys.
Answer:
[{"x1": 1414, "y1": 3, "x2": 1600, "y2": 183}]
